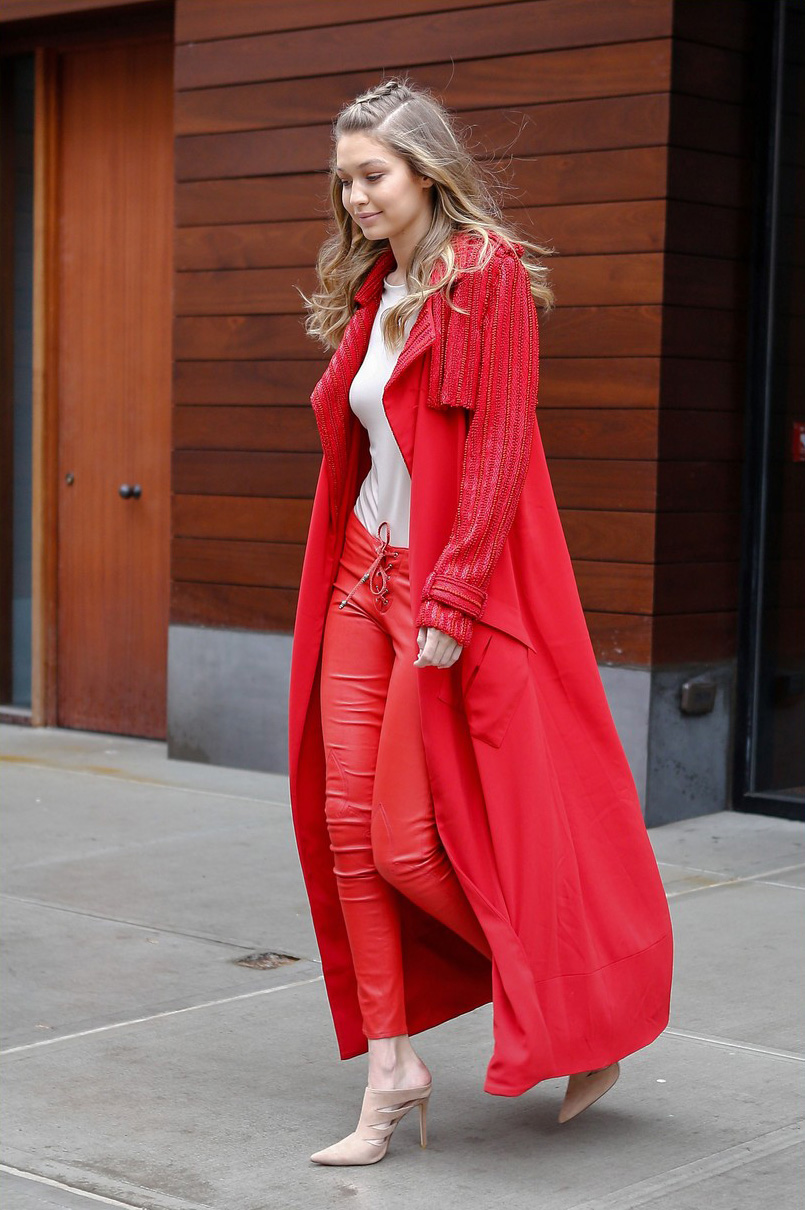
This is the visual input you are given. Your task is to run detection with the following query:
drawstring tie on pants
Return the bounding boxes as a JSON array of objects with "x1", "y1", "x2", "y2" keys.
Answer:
[{"x1": 338, "y1": 520, "x2": 401, "y2": 613}]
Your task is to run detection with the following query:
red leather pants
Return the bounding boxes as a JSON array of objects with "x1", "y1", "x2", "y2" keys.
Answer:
[{"x1": 320, "y1": 508, "x2": 491, "y2": 1039}]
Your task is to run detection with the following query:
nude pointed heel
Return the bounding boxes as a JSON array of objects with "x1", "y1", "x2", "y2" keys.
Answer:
[
  {"x1": 310, "y1": 1082, "x2": 433, "y2": 1166},
  {"x1": 558, "y1": 1061, "x2": 620, "y2": 1124}
]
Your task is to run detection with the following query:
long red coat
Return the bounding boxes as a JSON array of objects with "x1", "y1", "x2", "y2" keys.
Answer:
[{"x1": 288, "y1": 233, "x2": 673, "y2": 1097}]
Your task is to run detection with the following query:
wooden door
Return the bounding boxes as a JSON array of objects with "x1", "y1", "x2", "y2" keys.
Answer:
[{"x1": 57, "y1": 37, "x2": 172, "y2": 738}]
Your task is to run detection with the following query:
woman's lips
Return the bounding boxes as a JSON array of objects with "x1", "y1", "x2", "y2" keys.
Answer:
[{"x1": 357, "y1": 212, "x2": 381, "y2": 223}]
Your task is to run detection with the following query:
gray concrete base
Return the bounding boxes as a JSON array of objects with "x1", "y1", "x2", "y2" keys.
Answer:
[
  {"x1": 645, "y1": 662, "x2": 735, "y2": 827},
  {"x1": 167, "y1": 624, "x2": 292, "y2": 774},
  {"x1": 598, "y1": 665, "x2": 651, "y2": 806},
  {"x1": 602, "y1": 661, "x2": 735, "y2": 826},
  {"x1": 166, "y1": 625, "x2": 735, "y2": 825}
]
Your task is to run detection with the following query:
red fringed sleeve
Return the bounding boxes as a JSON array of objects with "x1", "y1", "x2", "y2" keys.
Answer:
[{"x1": 415, "y1": 246, "x2": 540, "y2": 646}]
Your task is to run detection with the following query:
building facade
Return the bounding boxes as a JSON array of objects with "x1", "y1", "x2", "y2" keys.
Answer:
[{"x1": 1, "y1": 0, "x2": 802, "y2": 824}]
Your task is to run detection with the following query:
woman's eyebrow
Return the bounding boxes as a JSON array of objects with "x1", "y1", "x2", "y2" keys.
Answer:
[{"x1": 335, "y1": 158, "x2": 389, "y2": 173}]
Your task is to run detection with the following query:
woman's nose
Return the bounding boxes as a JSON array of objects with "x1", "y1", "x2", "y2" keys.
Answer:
[{"x1": 350, "y1": 183, "x2": 368, "y2": 205}]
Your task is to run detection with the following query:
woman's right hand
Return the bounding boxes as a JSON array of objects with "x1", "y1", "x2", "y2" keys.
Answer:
[{"x1": 413, "y1": 626, "x2": 463, "y2": 669}]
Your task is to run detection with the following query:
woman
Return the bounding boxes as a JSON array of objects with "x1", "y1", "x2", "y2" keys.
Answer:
[{"x1": 288, "y1": 78, "x2": 673, "y2": 1167}]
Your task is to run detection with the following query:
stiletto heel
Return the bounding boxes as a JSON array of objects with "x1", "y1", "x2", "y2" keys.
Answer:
[
  {"x1": 558, "y1": 1061, "x2": 620, "y2": 1123},
  {"x1": 310, "y1": 1082, "x2": 433, "y2": 1165}
]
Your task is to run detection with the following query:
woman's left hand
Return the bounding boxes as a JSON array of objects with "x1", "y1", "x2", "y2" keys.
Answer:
[{"x1": 413, "y1": 626, "x2": 463, "y2": 668}]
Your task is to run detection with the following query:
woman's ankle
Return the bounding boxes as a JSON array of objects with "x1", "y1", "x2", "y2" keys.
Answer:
[{"x1": 367, "y1": 1035, "x2": 431, "y2": 1089}]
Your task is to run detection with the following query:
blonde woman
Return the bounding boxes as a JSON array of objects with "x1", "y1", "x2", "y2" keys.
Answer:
[{"x1": 288, "y1": 77, "x2": 673, "y2": 1166}]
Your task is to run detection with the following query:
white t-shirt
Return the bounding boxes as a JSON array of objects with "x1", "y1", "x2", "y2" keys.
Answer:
[{"x1": 349, "y1": 277, "x2": 422, "y2": 548}]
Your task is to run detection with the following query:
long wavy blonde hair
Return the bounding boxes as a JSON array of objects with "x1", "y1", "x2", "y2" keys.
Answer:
[{"x1": 302, "y1": 77, "x2": 555, "y2": 353}]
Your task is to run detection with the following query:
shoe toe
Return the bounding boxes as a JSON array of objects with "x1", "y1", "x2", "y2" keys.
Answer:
[
  {"x1": 310, "y1": 1134, "x2": 383, "y2": 1166},
  {"x1": 558, "y1": 1062, "x2": 620, "y2": 1123}
]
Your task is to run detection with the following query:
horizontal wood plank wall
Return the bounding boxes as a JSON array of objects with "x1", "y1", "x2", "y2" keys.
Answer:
[
  {"x1": 0, "y1": 0, "x2": 156, "y2": 20},
  {"x1": 656, "y1": 0, "x2": 753, "y2": 664},
  {"x1": 172, "y1": 0, "x2": 676, "y2": 662}
]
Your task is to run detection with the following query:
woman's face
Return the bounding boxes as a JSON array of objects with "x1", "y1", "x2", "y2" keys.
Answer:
[{"x1": 335, "y1": 132, "x2": 433, "y2": 245}]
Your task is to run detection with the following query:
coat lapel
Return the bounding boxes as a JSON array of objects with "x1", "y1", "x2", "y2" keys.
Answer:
[{"x1": 380, "y1": 304, "x2": 437, "y2": 476}]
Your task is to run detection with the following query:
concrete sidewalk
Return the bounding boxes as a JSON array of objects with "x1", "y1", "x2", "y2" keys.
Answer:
[{"x1": 1, "y1": 724, "x2": 802, "y2": 1210}]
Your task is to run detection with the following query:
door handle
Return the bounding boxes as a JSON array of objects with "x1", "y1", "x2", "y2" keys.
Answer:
[{"x1": 119, "y1": 484, "x2": 142, "y2": 499}]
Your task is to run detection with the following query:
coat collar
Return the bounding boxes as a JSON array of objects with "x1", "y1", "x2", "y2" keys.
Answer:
[
  {"x1": 354, "y1": 246, "x2": 396, "y2": 306},
  {"x1": 353, "y1": 230, "x2": 516, "y2": 305},
  {"x1": 311, "y1": 232, "x2": 516, "y2": 513},
  {"x1": 349, "y1": 244, "x2": 439, "y2": 401}
]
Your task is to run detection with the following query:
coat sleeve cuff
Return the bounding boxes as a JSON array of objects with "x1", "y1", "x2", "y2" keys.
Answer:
[
  {"x1": 419, "y1": 572, "x2": 487, "y2": 619},
  {"x1": 415, "y1": 597, "x2": 475, "y2": 647}
]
